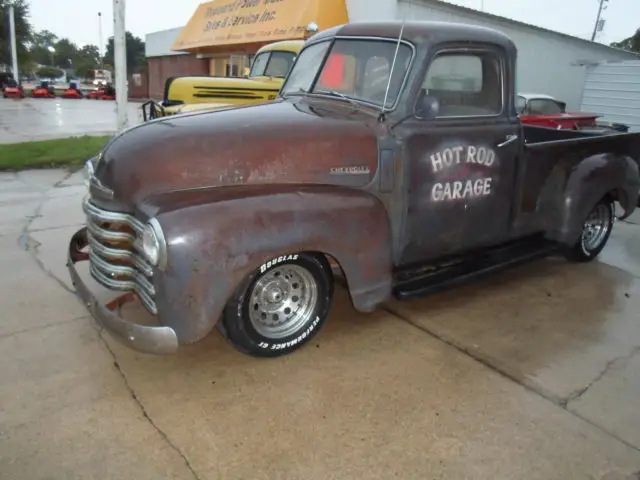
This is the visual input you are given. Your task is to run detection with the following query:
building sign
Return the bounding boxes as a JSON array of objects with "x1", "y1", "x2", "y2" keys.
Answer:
[{"x1": 172, "y1": 0, "x2": 348, "y2": 51}]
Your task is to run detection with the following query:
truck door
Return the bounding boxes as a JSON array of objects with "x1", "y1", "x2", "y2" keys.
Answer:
[{"x1": 398, "y1": 46, "x2": 520, "y2": 264}]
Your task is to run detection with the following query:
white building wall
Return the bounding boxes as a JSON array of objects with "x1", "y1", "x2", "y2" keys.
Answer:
[
  {"x1": 146, "y1": 27, "x2": 186, "y2": 58},
  {"x1": 579, "y1": 60, "x2": 640, "y2": 132},
  {"x1": 346, "y1": 0, "x2": 637, "y2": 110}
]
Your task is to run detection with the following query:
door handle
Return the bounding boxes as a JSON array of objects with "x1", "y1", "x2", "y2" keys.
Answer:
[{"x1": 497, "y1": 134, "x2": 519, "y2": 148}]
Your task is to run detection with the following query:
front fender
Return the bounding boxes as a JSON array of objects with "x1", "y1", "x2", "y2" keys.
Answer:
[
  {"x1": 545, "y1": 153, "x2": 639, "y2": 245},
  {"x1": 144, "y1": 185, "x2": 393, "y2": 344}
]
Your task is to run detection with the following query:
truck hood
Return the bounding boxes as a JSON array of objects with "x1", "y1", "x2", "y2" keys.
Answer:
[
  {"x1": 167, "y1": 102, "x2": 234, "y2": 115},
  {"x1": 167, "y1": 75, "x2": 284, "y2": 104},
  {"x1": 94, "y1": 99, "x2": 380, "y2": 208}
]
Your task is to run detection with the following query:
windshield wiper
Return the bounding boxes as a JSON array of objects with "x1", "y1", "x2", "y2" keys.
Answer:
[{"x1": 315, "y1": 90, "x2": 359, "y2": 108}]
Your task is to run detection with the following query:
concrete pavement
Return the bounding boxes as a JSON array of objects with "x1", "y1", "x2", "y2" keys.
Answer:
[
  {"x1": 0, "y1": 98, "x2": 143, "y2": 144},
  {"x1": 1, "y1": 169, "x2": 640, "y2": 479}
]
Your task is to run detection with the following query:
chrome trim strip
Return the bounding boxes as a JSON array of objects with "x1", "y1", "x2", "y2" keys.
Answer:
[
  {"x1": 87, "y1": 232, "x2": 153, "y2": 277},
  {"x1": 83, "y1": 197, "x2": 144, "y2": 235},
  {"x1": 89, "y1": 265, "x2": 158, "y2": 315},
  {"x1": 89, "y1": 251, "x2": 156, "y2": 296},
  {"x1": 83, "y1": 197, "x2": 158, "y2": 316},
  {"x1": 68, "y1": 227, "x2": 174, "y2": 354},
  {"x1": 87, "y1": 221, "x2": 135, "y2": 243}
]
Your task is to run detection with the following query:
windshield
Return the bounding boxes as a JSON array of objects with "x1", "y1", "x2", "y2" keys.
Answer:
[
  {"x1": 249, "y1": 51, "x2": 297, "y2": 78},
  {"x1": 281, "y1": 39, "x2": 413, "y2": 109}
]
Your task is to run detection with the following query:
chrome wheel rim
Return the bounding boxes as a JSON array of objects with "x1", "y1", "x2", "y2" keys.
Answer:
[
  {"x1": 581, "y1": 203, "x2": 611, "y2": 252},
  {"x1": 248, "y1": 264, "x2": 318, "y2": 339}
]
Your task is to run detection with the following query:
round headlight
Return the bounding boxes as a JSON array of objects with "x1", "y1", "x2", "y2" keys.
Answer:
[{"x1": 141, "y1": 219, "x2": 166, "y2": 268}]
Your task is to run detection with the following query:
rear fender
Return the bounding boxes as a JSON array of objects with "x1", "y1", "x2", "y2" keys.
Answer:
[
  {"x1": 544, "y1": 153, "x2": 639, "y2": 245},
  {"x1": 145, "y1": 185, "x2": 393, "y2": 344}
]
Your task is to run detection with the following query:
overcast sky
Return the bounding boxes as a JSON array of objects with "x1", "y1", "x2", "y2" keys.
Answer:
[{"x1": 27, "y1": 0, "x2": 639, "y2": 50}]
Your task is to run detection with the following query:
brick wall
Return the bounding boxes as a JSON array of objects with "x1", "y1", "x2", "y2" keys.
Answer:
[
  {"x1": 147, "y1": 55, "x2": 209, "y2": 100},
  {"x1": 128, "y1": 70, "x2": 149, "y2": 99}
]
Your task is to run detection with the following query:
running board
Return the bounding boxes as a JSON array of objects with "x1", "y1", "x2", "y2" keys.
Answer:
[{"x1": 393, "y1": 238, "x2": 559, "y2": 301}]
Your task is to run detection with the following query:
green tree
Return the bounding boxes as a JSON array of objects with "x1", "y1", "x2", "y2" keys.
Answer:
[
  {"x1": 104, "y1": 31, "x2": 146, "y2": 73},
  {"x1": 52, "y1": 38, "x2": 76, "y2": 69},
  {"x1": 74, "y1": 45, "x2": 101, "y2": 79},
  {"x1": 0, "y1": 0, "x2": 33, "y2": 74},
  {"x1": 28, "y1": 29, "x2": 101, "y2": 79},
  {"x1": 29, "y1": 29, "x2": 59, "y2": 66},
  {"x1": 610, "y1": 28, "x2": 640, "y2": 53},
  {"x1": 36, "y1": 66, "x2": 63, "y2": 78}
]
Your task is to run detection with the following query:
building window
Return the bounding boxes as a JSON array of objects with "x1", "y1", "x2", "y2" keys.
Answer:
[
  {"x1": 422, "y1": 51, "x2": 503, "y2": 117},
  {"x1": 225, "y1": 63, "x2": 239, "y2": 77}
]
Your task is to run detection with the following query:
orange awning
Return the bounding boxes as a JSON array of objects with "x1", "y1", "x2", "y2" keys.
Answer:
[{"x1": 172, "y1": 0, "x2": 349, "y2": 52}]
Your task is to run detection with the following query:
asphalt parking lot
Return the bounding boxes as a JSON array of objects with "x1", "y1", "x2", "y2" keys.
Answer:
[
  {"x1": 0, "y1": 97, "x2": 143, "y2": 144},
  {"x1": 1, "y1": 102, "x2": 640, "y2": 479}
]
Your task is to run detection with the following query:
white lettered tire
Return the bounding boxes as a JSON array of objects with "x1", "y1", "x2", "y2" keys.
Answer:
[{"x1": 219, "y1": 253, "x2": 334, "y2": 357}]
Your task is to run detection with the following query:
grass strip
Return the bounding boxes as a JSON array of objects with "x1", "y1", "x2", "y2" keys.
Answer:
[{"x1": 0, "y1": 135, "x2": 112, "y2": 171}]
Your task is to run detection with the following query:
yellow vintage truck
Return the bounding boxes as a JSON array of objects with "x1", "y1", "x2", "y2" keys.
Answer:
[{"x1": 142, "y1": 40, "x2": 303, "y2": 121}]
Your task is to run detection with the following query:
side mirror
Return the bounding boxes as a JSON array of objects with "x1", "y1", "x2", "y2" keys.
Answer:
[{"x1": 415, "y1": 89, "x2": 439, "y2": 120}]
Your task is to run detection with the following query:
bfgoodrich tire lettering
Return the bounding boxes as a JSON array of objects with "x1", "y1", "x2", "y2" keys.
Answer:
[{"x1": 220, "y1": 253, "x2": 334, "y2": 357}]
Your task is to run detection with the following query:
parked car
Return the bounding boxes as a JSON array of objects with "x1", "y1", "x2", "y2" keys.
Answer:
[
  {"x1": 68, "y1": 21, "x2": 640, "y2": 358},
  {"x1": 141, "y1": 39, "x2": 303, "y2": 121}
]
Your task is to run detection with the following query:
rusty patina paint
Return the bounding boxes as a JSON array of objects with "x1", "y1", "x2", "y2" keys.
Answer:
[{"x1": 85, "y1": 21, "x2": 640, "y2": 346}]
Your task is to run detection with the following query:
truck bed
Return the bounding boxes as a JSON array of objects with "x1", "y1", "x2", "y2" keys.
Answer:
[{"x1": 523, "y1": 124, "x2": 640, "y2": 151}]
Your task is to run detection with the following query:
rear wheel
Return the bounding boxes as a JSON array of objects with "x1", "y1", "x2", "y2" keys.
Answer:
[
  {"x1": 219, "y1": 253, "x2": 334, "y2": 357},
  {"x1": 564, "y1": 196, "x2": 614, "y2": 262}
]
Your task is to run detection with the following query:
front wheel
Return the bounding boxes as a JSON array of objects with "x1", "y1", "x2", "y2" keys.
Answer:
[
  {"x1": 564, "y1": 196, "x2": 614, "y2": 262},
  {"x1": 219, "y1": 253, "x2": 334, "y2": 357}
]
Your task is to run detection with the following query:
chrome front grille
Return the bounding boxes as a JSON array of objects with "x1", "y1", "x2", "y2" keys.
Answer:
[{"x1": 82, "y1": 197, "x2": 157, "y2": 314}]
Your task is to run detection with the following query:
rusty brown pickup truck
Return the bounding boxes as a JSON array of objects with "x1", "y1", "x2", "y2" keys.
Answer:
[{"x1": 68, "y1": 21, "x2": 640, "y2": 358}]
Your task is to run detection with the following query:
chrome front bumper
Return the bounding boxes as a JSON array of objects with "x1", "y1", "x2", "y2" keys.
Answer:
[{"x1": 67, "y1": 227, "x2": 179, "y2": 355}]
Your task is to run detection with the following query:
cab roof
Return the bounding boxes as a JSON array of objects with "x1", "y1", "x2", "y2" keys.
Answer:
[
  {"x1": 309, "y1": 20, "x2": 516, "y2": 52},
  {"x1": 257, "y1": 40, "x2": 304, "y2": 54}
]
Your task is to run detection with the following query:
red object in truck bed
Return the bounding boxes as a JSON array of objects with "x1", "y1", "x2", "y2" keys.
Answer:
[
  {"x1": 520, "y1": 112, "x2": 600, "y2": 130},
  {"x1": 516, "y1": 93, "x2": 600, "y2": 130}
]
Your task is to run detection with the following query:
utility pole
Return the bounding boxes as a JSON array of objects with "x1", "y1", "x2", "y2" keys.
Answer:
[
  {"x1": 113, "y1": 0, "x2": 128, "y2": 130},
  {"x1": 98, "y1": 12, "x2": 104, "y2": 69},
  {"x1": 8, "y1": 3, "x2": 19, "y2": 83},
  {"x1": 591, "y1": 0, "x2": 608, "y2": 41}
]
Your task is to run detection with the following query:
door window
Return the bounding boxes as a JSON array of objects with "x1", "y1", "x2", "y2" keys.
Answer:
[{"x1": 422, "y1": 51, "x2": 503, "y2": 117}]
